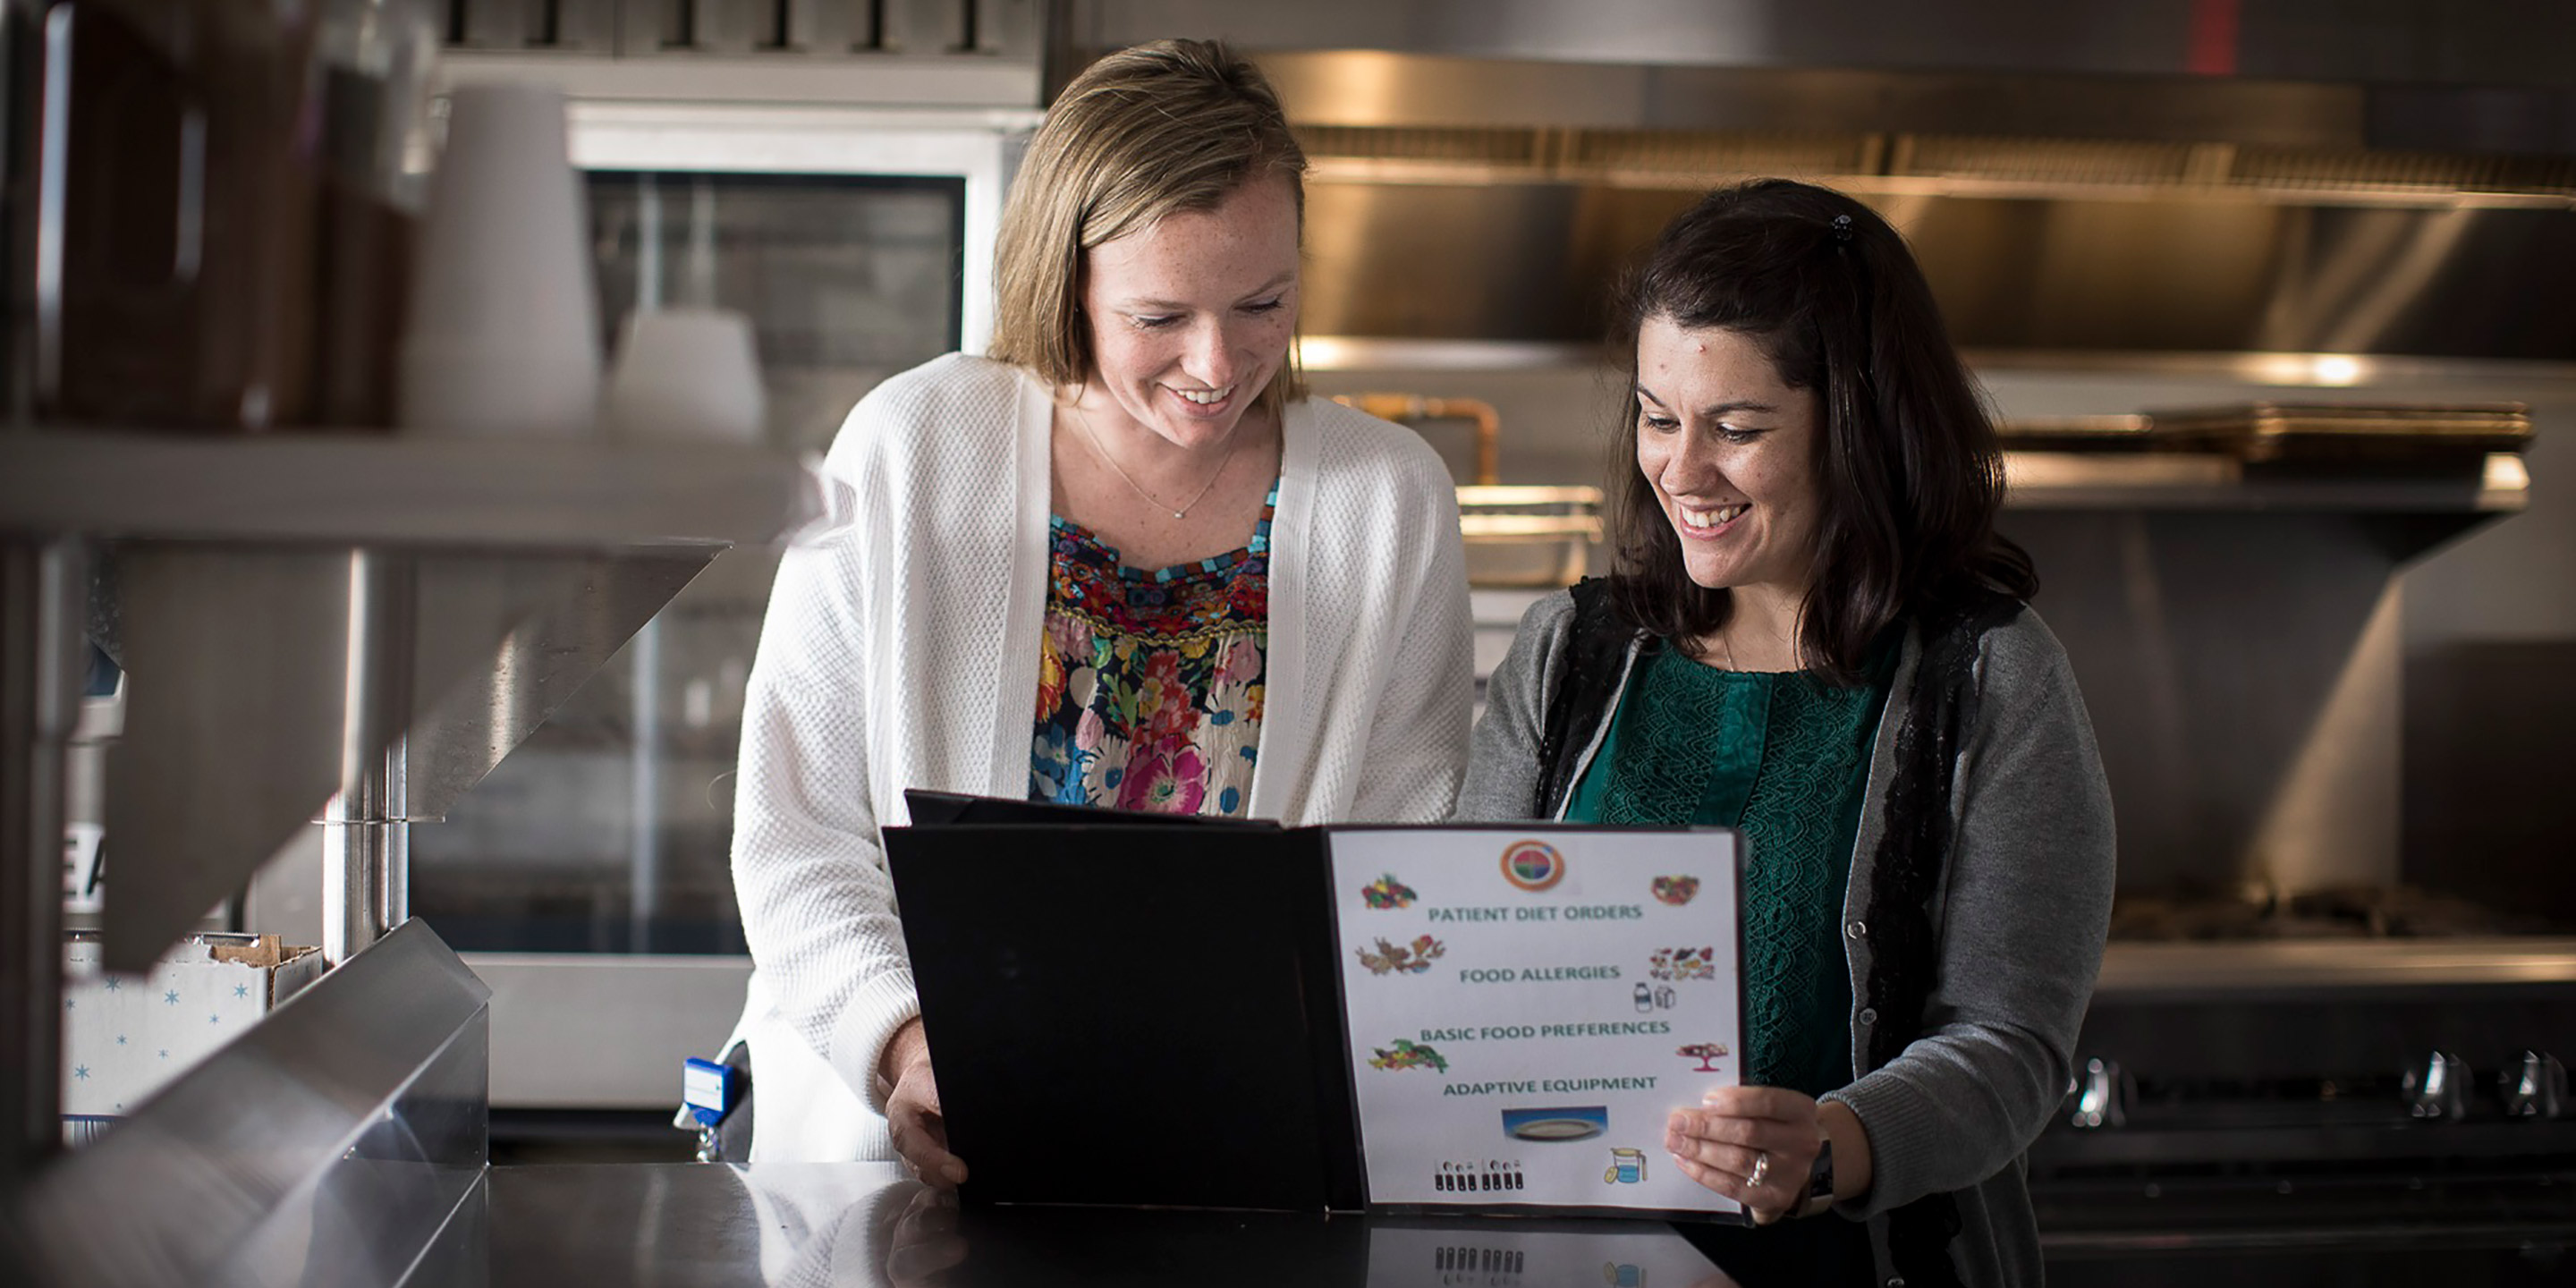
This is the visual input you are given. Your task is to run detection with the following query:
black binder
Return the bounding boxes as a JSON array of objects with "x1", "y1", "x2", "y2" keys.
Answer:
[{"x1": 886, "y1": 791, "x2": 1745, "y2": 1221}]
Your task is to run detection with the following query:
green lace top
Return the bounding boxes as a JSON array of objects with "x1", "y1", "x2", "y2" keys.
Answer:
[{"x1": 1564, "y1": 642, "x2": 1894, "y2": 1097}]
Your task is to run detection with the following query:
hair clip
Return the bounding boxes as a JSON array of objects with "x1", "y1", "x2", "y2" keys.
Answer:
[{"x1": 1831, "y1": 214, "x2": 1854, "y2": 244}]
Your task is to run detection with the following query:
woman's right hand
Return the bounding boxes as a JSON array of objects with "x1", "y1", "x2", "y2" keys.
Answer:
[{"x1": 881, "y1": 1018, "x2": 969, "y2": 1188}]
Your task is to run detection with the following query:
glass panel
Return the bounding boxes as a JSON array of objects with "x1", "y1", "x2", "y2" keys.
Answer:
[{"x1": 410, "y1": 171, "x2": 964, "y2": 953}]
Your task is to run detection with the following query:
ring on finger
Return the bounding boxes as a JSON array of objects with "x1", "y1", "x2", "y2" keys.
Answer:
[{"x1": 1748, "y1": 1150, "x2": 1770, "y2": 1188}]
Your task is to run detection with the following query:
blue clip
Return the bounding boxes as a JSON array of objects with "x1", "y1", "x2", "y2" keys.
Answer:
[{"x1": 683, "y1": 1056, "x2": 739, "y2": 1129}]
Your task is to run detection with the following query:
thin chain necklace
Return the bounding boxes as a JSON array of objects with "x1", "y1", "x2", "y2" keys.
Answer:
[
  {"x1": 1715, "y1": 615, "x2": 1796, "y2": 672},
  {"x1": 1070, "y1": 400, "x2": 1246, "y2": 521}
]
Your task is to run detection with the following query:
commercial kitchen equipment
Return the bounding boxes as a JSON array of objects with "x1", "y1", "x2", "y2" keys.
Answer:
[
  {"x1": 1331, "y1": 392, "x2": 1606, "y2": 589},
  {"x1": 0, "y1": 428, "x2": 818, "y2": 1279},
  {"x1": 224, "y1": 92, "x2": 1041, "y2": 1118}
]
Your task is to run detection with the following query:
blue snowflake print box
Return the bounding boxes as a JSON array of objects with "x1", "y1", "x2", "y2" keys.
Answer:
[{"x1": 60, "y1": 931, "x2": 326, "y2": 1140}]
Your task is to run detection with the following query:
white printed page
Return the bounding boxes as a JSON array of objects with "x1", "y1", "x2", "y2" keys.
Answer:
[{"x1": 1327, "y1": 827, "x2": 1742, "y2": 1216}]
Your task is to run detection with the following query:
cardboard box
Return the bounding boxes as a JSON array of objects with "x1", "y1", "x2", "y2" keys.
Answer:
[{"x1": 62, "y1": 932, "x2": 326, "y2": 1131}]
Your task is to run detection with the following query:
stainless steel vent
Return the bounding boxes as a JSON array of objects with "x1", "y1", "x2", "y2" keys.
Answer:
[
  {"x1": 1565, "y1": 129, "x2": 1884, "y2": 182},
  {"x1": 1294, "y1": 124, "x2": 1545, "y2": 167},
  {"x1": 2229, "y1": 146, "x2": 2576, "y2": 196},
  {"x1": 1296, "y1": 124, "x2": 1881, "y2": 179},
  {"x1": 1890, "y1": 136, "x2": 2576, "y2": 197},
  {"x1": 1888, "y1": 135, "x2": 2231, "y2": 186}
]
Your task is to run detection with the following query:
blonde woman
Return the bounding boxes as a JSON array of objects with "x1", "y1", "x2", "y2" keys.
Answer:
[{"x1": 721, "y1": 40, "x2": 1473, "y2": 1174}]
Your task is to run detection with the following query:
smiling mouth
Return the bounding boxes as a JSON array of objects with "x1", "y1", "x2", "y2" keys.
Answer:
[
  {"x1": 1676, "y1": 502, "x2": 1749, "y2": 533},
  {"x1": 1169, "y1": 384, "x2": 1235, "y2": 408}
]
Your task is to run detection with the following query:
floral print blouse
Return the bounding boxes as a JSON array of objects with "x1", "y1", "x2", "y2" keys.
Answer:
[{"x1": 1028, "y1": 484, "x2": 1275, "y2": 816}]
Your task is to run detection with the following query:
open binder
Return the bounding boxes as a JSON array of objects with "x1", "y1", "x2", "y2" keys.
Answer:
[{"x1": 887, "y1": 792, "x2": 1749, "y2": 1222}]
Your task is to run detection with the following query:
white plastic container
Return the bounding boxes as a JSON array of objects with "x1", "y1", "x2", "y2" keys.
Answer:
[
  {"x1": 604, "y1": 307, "x2": 767, "y2": 445},
  {"x1": 398, "y1": 81, "x2": 601, "y2": 438}
]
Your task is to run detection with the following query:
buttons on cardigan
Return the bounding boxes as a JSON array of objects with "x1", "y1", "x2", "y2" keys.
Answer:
[
  {"x1": 1845, "y1": 919, "x2": 1868, "y2": 940},
  {"x1": 1858, "y1": 1006, "x2": 1878, "y2": 1026}
]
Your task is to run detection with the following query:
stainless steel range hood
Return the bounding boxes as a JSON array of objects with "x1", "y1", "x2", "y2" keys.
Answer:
[
  {"x1": 1071, "y1": 0, "x2": 2576, "y2": 100},
  {"x1": 1062, "y1": 0, "x2": 2576, "y2": 368},
  {"x1": 1238, "y1": 50, "x2": 2576, "y2": 366}
]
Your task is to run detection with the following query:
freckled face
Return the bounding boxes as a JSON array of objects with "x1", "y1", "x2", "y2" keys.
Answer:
[
  {"x1": 1633, "y1": 317, "x2": 1825, "y2": 598},
  {"x1": 1080, "y1": 174, "x2": 1301, "y2": 451}
]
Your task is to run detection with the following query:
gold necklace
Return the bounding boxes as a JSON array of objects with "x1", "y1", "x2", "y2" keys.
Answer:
[
  {"x1": 1716, "y1": 615, "x2": 1794, "y2": 672},
  {"x1": 1070, "y1": 401, "x2": 1245, "y2": 521}
]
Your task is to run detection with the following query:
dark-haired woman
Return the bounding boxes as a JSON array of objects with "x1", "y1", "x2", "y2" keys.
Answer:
[{"x1": 1458, "y1": 179, "x2": 2114, "y2": 1288}]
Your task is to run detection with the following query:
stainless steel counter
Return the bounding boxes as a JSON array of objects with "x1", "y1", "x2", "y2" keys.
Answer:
[{"x1": 462, "y1": 1163, "x2": 2576, "y2": 1288}]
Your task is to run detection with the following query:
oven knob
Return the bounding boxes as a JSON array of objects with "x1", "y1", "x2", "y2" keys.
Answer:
[
  {"x1": 2402, "y1": 1051, "x2": 2470, "y2": 1121},
  {"x1": 2069, "y1": 1056, "x2": 2127, "y2": 1130},
  {"x1": 2503, "y1": 1051, "x2": 2566, "y2": 1120}
]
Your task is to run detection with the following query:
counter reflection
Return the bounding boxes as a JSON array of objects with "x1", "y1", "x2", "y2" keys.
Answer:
[{"x1": 485, "y1": 1164, "x2": 1735, "y2": 1288}]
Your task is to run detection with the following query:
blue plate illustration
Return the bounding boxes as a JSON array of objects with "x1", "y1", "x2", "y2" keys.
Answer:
[{"x1": 1501, "y1": 1105, "x2": 1609, "y2": 1142}]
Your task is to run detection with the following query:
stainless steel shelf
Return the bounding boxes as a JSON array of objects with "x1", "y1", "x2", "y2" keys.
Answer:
[
  {"x1": 2097, "y1": 938, "x2": 2576, "y2": 996},
  {"x1": 2002, "y1": 450, "x2": 2529, "y2": 513},
  {"x1": 0, "y1": 429, "x2": 822, "y2": 548},
  {"x1": 0, "y1": 428, "x2": 825, "y2": 974}
]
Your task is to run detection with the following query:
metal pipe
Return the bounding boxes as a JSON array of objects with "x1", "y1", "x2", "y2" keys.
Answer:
[
  {"x1": 1, "y1": 538, "x2": 86, "y2": 1183},
  {"x1": 627, "y1": 618, "x2": 663, "y2": 953},
  {"x1": 384, "y1": 731, "x2": 409, "y2": 928},
  {"x1": 322, "y1": 549, "x2": 414, "y2": 966}
]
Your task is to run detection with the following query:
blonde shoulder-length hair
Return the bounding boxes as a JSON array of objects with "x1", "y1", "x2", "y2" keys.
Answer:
[{"x1": 987, "y1": 38, "x2": 1309, "y2": 417}]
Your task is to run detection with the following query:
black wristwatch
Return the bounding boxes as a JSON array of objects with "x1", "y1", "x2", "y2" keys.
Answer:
[{"x1": 1798, "y1": 1137, "x2": 1836, "y2": 1217}]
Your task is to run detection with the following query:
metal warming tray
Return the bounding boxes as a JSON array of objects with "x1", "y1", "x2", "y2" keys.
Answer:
[
  {"x1": 1333, "y1": 392, "x2": 1605, "y2": 588},
  {"x1": 1455, "y1": 485, "x2": 1604, "y2": 587}
]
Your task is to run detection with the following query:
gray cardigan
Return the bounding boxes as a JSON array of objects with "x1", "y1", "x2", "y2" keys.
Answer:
[{"x1": 1458, "y1": 589, "x2": 2115, "y2": 1288}]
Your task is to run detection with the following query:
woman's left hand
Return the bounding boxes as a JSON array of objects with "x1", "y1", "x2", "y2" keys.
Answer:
[{"x1": 1665, "y1": 1084, "x2": 1826, "y2": 1224}]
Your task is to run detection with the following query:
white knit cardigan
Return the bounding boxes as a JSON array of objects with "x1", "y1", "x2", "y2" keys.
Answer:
[{"x1": 725, "y1": 354, "x2": 1473, "y2": 1160}]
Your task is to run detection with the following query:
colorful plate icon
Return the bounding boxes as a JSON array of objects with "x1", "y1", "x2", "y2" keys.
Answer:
[
  {"x1": 1500, "y1": 839, "x2": 1565, "y2": 892},
  {"x1": 1502, "y1": 1105, "x2": 1609, "y2": 1141}
]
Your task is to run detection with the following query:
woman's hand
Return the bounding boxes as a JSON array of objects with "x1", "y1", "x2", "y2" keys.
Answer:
[
  {"x1": 1665, "y1": 1085, "x2": 1829, "y2": 1224},
  {"x1": 881, "y1": 1018, "x2": 968, "y2": 1189}
]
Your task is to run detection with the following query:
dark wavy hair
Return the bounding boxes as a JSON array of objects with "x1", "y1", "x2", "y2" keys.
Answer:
[{"x1": 1606, "y1": 179, "x2": 2034, "y2": 684}]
